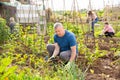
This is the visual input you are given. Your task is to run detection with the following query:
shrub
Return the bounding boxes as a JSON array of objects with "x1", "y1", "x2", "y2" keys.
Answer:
[
  {"x1": 0, "y1": 18, "x2": 9, "y2": 44},
  {"x1": 115, "y1": 31, "x2": 120, "y2": 37}
]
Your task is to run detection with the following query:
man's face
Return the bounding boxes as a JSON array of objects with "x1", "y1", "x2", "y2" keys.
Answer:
[{"x1": 55, "y1": 26, "x2": 65, "y2": 37}]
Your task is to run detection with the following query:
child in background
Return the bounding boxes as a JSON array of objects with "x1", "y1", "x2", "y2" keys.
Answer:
[{"x1": 9, "y1": 17, "x2": 16, "y2": 34}]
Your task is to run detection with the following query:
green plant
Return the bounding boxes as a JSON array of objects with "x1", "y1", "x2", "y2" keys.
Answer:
[
  {"x1": 56, "y1": 64, "x2": 85, "y2": 80},
  {"x1": 85, "y1": 43, "x2": 107, "y2": 65},
  {"x1": 0, "y1": 18, "x2": 9, "y2": 44},
  {"x1": 0, "y1": 57, "x2": 17, "y2": 80},
  {"x1": 115, "y1": 31, "x2": 120, "y2": 37}
]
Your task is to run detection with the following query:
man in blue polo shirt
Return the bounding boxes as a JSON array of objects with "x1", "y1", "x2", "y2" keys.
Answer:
[{"x1": 47, "y1": 22, "x2": 78, "y2": 68}]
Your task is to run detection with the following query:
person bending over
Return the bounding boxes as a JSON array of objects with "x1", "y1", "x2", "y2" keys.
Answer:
[
  {"x1": 87, "y1": 11, "x2": 98, "y2": 32},
  {"x1": 47, "y1": 22, "x2": 78, "y2": 68}
]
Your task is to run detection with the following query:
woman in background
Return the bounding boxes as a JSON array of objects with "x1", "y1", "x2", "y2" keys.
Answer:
[
  {"x1": 102, "y1": 22, "x2": 115, "y2": 37},
  {"x1": 87, "y1": 11, "x2": 98, "y2": 32}
]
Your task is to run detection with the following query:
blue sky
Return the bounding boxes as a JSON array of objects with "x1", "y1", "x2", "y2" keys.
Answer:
[{"x1": 44, "y1": 0, "x2": 120, "y2": 10}]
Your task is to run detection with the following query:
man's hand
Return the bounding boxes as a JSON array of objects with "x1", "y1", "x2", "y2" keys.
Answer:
[
  {"x1": 64, "y1": 61, "x2": 75, "y2": 70},
  {"x1": 65, "y1": 62, "x2": 71, "y2": 69},
  {"x1": 47, "y1": 56, "x2": 55, "y2": 62}
]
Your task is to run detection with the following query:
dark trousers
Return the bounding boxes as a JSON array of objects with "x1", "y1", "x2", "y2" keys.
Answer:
[
  {"x1": 105, "y1": 32, "x2": 114, "y2": 37},
  {"x1": 47, "y1": 44, "x2": 77, "y2": 62},
  {"x1": 91, "y1": 17, "x2": 98, "y2": 32}
]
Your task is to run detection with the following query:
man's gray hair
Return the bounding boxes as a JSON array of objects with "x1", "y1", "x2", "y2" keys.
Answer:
[{"x1": 54, "y1": 22, "x2": 63, "y2": 29}]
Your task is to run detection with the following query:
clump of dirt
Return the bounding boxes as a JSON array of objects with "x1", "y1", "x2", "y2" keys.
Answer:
[{"x1": 98, "y1": 43, "x2": 110, "y2": 50}]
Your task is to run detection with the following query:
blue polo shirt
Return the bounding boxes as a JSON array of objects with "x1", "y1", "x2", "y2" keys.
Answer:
[{"x1": 54, "y1": 30, "x2": 78, "y2": 54}]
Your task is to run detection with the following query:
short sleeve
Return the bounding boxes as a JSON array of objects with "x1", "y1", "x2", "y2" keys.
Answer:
[{"x1": 69, "y1": 34, "x2": 76, "y2": 47}]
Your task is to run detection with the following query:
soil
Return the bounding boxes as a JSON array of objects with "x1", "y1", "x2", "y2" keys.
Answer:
[
  {"x1": 85, "y1": 58, "x2": 120, "y2": 80},
  {"x1": 85, "y1": 37, "x2": 120, "y2": 51},
  {"x1": 81, "y1": 37, "x2": 120, "y2": 80},
  {"x1": 0, "y1": 46, "x2": 3, "y2": 53},
  {"x1": 75, "y1": 53, "x2": 120, "y2": 80}
]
